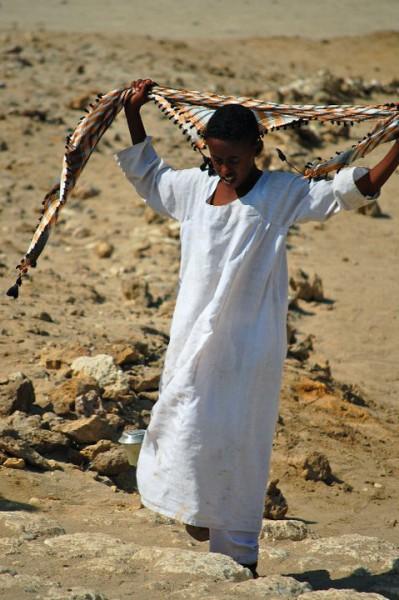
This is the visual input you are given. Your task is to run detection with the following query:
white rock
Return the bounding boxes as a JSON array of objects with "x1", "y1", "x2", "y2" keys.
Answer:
[
  {"x1": 231, "y1": 575, "x2": 312, "y2": 597},
  {"x1": 71, "y1": 354, "x2": 129, "y2": 394},
  {"x1": 44, "y1": 587, "x2": 108, "y2": 600},
  {"x1": 261, "y1": 519, "x2": 310, "y2": 541},
  {"x1": 0, "y1": 511, "x2": 65, "y2": 540},
  {"x1": 132, "y1": 546, "x2": 252, "y2": 581},
  {"x1": 298, "y1": 590, "x2": 387, "y2": 599},
  {"x1": 265, "y1": 534, "x2": 399, "y2": 579}
]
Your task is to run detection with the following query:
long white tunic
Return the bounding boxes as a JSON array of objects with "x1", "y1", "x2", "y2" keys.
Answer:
[{"x1": 116, "y1": 137, "x2": 374, "y2": 532}]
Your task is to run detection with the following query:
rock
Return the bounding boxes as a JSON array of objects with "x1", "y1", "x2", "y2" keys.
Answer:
[
  {"x1": 0, "y1": 511, "x2": 65, "y2": 539},
  {"x1": 95, "y1": 240, "x2": 114, "y2": 258},
  {"x1": 261, "y1": 518, "x2": 310, "y2": 541},
  {"x1": 299, "y1": 592, "x2": 386, "y2": 599},
  {"x1": 288, "y1": 335, "x2": 314, "y2": 361},
  {"x1": 75, "y1": 389, "x2": 105, "y2": 417},
  {"x1": 289, "y1": 268, "x2": 324, "y2": 302},
  {"x1": 264, "y1": 534, "x2": 399, "y2": 580},
  {"x1": 73, "y1": 225, "x2": 91, "y2": 239},
  {"x1": 0, "y1": 372, "x2": 35, "y2": 416},
  {"x1": 0, "y1": 435, "x2": 59, "y2": 470},
  {"x1": 2, "y1": 413, "x2": 71, "y2": 455},
  {"x1": 143, "y1": 205, "x2": 167, "y2": 224},
  {"x1": 54, "y1": 415, "x2": 118, "y2": 444},
  {"x1": 111, "y1": 341, "x2": 148, "y2": 366},
  {"x1": 49, "y1": 376, "x2": 100, "y2": 416},
  {"x1": 40, "y1": 348, "x2": 69, "y2": 370},
  {"x1": 131, "y1": 367, "x2": 161, "y2": 392},
  {"x1": 44, "y1": 587, "x2": 108, "y2": 600},
  {"x1": 132, "y1": 546, "x2": 252, "y2": 581},
  {"x1": 90, "y1": 445, "x2": 130, "y2": 476},
  {"x1": 44, "y1": 533, "x2": 139, "y2": 574},
  {"x1": 264, "y1": 479, "x2": 288, "y2": 519},
  {"x1": 71, "y1": 355, "x2": 129, "y2": 396},
  {"x1": 231, "y1": 575, "x2": 312, "y2": 598},
  {"x1": 67, "y1": 92, "x2": 100, "y2": 110},
  {"x1": 71, "y1": 184, "x2": 100, "y2": 199},
  {"x1": 170, "y1": 575, "x2": 312, "y2": 599},
  {"x1": 121, "y1": 276, "x2": 154, "y2": 306},
  {"x1": 80, "y1": 439, "x2": 113, "y2": 461},
  {"x1": 3, "y1": 457, "x2": 25, "y2": 469},
  {"x1": 302, "y1": 452, "x2": 334, "y2": 483}
]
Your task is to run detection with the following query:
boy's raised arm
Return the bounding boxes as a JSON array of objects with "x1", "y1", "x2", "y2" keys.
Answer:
[
  {"x1": 124, "y1": 78, "x2": 155, "y2": 145},
  {"x1": 355, "y1": 139, "x2": 399, "y2": 197}
]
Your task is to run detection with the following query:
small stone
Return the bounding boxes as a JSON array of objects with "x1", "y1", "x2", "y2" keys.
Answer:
[
  {"x1": 49, "y1": 376, "x2": 100, "y2": 416},
  {"x1": 264, "y1": 479, "x2": 288, "y2": 519},
  {"x1": 299, "y1": 590, "x2": 387, "y2": 599},
  {"x1": 289, "y1": 268, "x2": 324, "y2": 302},
  {"x1": 71, "y1": 355, "x2": 129, "y2": 393},
  {"x1": 131, "y1": 367, "x2": 160, "y2": 392},
  {"x1": 302, "y1": 452, "x2": 334, "y2": 483},
  {"x1": 121, "y1": 276, "x2": 154, "y2": 306},
  {"x1": 132, "y1": 546, "x2": 252, "y2": 581},
  {"x1": 71, "y1": 184, "x2": 100, "y2": 200},
  {"x1": 0, "y1": 372, "x2": 35, "y2": 416},
  {"x1": 54, "y1": 415, "x2": 118, "y2": 444},
  {"x1": 90, "y1": 446, "x2": 130, "y2": 476},
  {"x1": 80, "y1": 439, "x2": 113, "y2": 461},
  {"x1": 95, "y1": 241, "x2": 114, "y2": 259},
  {"x1": 73, "y1": 226, "x2": 91, "y2": 239},
  {"x1": 3, "y1": 457, "x2": 25, "y2": 469},
  {"x1": 261, "y1": 518, "x2": 310, "y2": 541}
]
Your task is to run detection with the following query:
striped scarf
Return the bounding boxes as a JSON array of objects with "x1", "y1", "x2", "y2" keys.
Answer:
[{"x1": 7, "y1": 84, "x2": 399, "y2": 298}]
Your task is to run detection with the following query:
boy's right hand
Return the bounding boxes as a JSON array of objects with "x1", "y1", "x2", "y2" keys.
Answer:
[{"x1": 126, "y1": 79, "x2": 155, "y2": 110}]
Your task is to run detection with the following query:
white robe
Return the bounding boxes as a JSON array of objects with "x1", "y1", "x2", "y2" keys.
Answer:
[{"x1": 116, "y1": 137, "x2": 374, "y2": 532}]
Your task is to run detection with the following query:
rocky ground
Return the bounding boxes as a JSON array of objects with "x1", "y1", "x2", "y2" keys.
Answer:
[{"x1": 0, "y1": 22, "x2": 399, "y2": 600}]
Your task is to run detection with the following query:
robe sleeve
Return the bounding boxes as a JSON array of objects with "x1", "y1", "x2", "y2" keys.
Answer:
[
  {"x1": 114, "y1": 136, "x2": 199, "y2": 222},
  {"x1": 289, "y1": 167, "x2": 380, "y2": 225}
]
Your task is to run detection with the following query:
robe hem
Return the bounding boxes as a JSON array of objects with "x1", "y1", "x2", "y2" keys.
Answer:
[{"x1": 139, "y1": 494, "x2": 262, "y2": 532}]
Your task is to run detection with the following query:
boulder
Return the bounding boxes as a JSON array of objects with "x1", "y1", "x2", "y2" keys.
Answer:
[
  {"x1": 0, "y1": 435, "x2": 60, "y2": 470},
  {"x1": 299, "y1": 590, "x2": 387, "y2": 599},
  {"x1": 0, "y1": 511, "x2": 65, "y2": 540},
  {"x1": 54, "y1": 415, "x2": 117, "y2": 444},
  {"x1": 48, "y1": 376, "x2": 100, "y2": 416},
  {"x1": 264, "y1": 479, "x2": 288, "y2": 519},
  {"x1": 302, "y1": 452, "x2": 334, "y2": 483},
  {"x1": 80, "y1": 439, "x2": 113, "y2": 461},
  {"x1": 131, "y1": 367, "x2": 161, "y2": 392},
  {"x1": 261, "y1": 518, "x2": 310, "y2": 541},
  {"x1": 0, "y1": 372, "x2": 35, "y2": 416},
  {"x1": 132, "y1": 546, "x2": 252, "y2": 581},
  {"x1": 289, "y1": 268, "x2": 324, "y2": 302},
  {"x1": 90, "y1": 445, "x2": 130, "y2": 476},
  {"x1": 71, "y1": 355, "x2": 129, "y2": 397}
]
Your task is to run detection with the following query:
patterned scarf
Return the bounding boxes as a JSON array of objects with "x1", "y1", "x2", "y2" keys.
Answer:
[{"x1": 6, "y1": 84, "x2": 399, "y2": 298}]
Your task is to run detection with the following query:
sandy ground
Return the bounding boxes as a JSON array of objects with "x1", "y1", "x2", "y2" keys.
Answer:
[{"x1": 0, "y1": 3, "x2": 399, "y2": 598}]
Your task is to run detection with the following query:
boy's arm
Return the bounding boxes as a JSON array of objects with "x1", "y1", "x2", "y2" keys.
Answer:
[
  {"x1": 355, "y1": 140, "x2": 399, "y2": 197},
  {"x1": 123, "y1": 78, "x2": 155, "y2": 145}
]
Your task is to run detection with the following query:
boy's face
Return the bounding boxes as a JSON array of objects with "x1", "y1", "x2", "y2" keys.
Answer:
[{"x1": 206, "y1": 138, "x2": 258, "y2": 189}]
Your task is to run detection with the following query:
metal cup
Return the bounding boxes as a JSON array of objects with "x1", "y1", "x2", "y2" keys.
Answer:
[{"x1": 118, "y1": 429, "x2": 146, "y2": 467}]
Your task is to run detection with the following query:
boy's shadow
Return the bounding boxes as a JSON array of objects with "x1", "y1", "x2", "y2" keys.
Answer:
[{"x1": 288, "y1": 563, "x2": 399, "y2": 600}]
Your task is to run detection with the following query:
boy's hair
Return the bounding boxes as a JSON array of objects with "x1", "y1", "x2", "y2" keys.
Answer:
[
  {"x1": 200, "y1": 105, "x2": 263, "y2": 176},
  {"x1": 203, "y1": 104, "x2": 261, "y2": 144}
]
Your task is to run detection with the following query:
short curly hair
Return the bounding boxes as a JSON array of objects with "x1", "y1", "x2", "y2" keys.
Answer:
[
  {"x1": 200, "y1": 105, "x2": 263, "y2": 175},
  {"x1": 203, "y1": 104, "x2": 261, "y2": 144}
]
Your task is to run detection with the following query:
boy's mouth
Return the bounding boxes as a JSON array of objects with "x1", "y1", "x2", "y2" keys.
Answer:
[{"x1": 221, "y1": 175, "x2": 235, "y2": 185}]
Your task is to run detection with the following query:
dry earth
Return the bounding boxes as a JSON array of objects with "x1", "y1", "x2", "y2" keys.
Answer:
[{"x1": 0, "y1": 14, "x2": 399, "y2": 600}]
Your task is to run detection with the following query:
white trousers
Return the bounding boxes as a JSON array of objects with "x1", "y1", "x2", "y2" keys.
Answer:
[{"x1": 209, "y1": 528, "x2": 259, "y2": 564}]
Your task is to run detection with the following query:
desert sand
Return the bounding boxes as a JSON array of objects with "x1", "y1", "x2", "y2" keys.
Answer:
[{"x1": 0, "y1": 2, "x2": 398, "y2": 599}]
